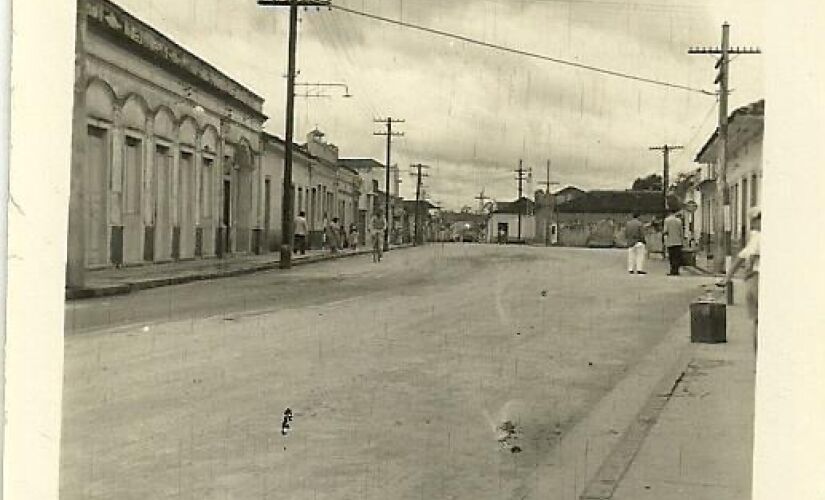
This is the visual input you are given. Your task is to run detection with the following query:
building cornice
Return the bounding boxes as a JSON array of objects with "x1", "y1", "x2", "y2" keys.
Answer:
[{"x1": 85, "y1": 0, "x2": 267, "y2": 122}]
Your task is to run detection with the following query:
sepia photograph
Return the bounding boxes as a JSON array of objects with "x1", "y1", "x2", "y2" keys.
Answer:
[{"x1": 3, "y1": 0, "x2": 825, "y2": 499}]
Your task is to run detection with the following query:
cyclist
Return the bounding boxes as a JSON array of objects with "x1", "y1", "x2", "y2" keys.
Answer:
[{"x1": 370, "y1": 210, "x2": 386, "y2": 263}]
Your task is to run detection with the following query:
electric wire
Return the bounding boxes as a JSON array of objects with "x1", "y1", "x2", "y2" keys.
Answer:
[{"x1": 329, "y1": 3, "x2": 715, "y2": 96}]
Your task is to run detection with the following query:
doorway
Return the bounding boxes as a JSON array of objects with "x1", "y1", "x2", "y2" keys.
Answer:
[
  {"x1": 85, "y1": 125, "x2": 108, "y2": 266},
  {"x1": 178, "y1": 151, "x2": 195, "y2": 259},
  {"x1": 154, "y1": 144, "x2": 173, "y2": 261},
  {"x1": 264, "y1": 178, "x2": 272, "y2": 251},
  {"x1": 123, "y1": 136, "x2": 143, "y2": 263},
  {"x1": 222, "y1": 178, "x2": 231, "y2": 254}
]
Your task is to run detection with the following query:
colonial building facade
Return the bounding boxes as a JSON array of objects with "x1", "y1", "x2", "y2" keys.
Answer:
[
  {"x1": 694, "y1": 99, "x2": 764, "y2": 254},
  {"x1": 70, "y1": 0, "x2": 267, "y2": 281}
]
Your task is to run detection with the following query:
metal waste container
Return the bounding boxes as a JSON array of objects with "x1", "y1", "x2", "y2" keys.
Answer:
[{"x1": 690, "y1": 297, "x2": 726, "y2": 343}]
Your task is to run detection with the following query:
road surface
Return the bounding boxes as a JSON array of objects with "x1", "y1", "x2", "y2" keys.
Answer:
[{"x1": 61, "y1": 244, "x2": 705, "y2": 500}]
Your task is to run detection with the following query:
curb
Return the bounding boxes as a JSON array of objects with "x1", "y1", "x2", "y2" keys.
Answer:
[
  {"x1": 522, "y1": 306, "x2": 696, "y2": 500},
  {"x1": 66, "y1": 245, "x2": 413, "y2": 300},
  {"x1": 579, "y1": 342, "x2": 696, "y2": 499}
]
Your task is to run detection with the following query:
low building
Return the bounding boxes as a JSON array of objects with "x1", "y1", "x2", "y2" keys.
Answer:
[
  {"x1": 400, "y1": 199, "x2": 438, "y2": 243},
  {"x1": 338, "y1": 158, "x2": 400, "y2": 246},
  {"x1": 533, "y1": 185, "x2": 586, "y2": 245},
  {"x1": 69, "y1": 0, "x2": 268, "y2": 283},
  {"x1": 262, "y1": 130, "x2": 361, "y2": 250},
  {"x1": 555, "y1": 190, "x2": 664, "y2": 247},
  {"x1": 486, "y1": 198, "x2": 536, "y2": 243},
  {"x1": 694, "y1": 99, "x2": 764, "y2": 254}
]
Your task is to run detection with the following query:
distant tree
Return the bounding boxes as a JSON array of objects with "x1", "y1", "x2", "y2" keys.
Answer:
[
  {"x1": 632, "y1": 174, "x2": 663, "y2": 191},
  {"x1": 460, "y1": 205, "x2": 473, "y2": 214}
]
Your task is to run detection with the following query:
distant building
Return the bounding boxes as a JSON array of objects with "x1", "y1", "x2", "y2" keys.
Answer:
[
  {"x1": 486, "y1": 197, "x2": 536, "y2": 243},
  {"x1": 554, "y1": 190, "x2": 664, "y2": 247},
  {"x1": 553, "y1": 186, "x2": 586, "y2": 204},
  {"x1": 533, "y1": 185, "x2": 586, "y2": 245},
  {"x1": 400, "y1": 199, "x2": 438, "y2": 243},
  {"x1": 694, "y1": 99, "x2": 764, "y2": 254},
  {"x1": 339, "y1": 158, "x2": 400, "y2": 245}
]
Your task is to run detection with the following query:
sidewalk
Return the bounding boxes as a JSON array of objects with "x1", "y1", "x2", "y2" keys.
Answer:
[
  {"x1": 581, "y1": 284, "x2": 756, "y2": 500},
  {"x1": 66, "y1": 244, "x2": 412, "y2": 300}
]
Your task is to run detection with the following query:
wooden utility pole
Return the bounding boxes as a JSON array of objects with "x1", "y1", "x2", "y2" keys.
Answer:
[
  {"x1": 689, "y1": 23, "x2": 761, "y2": 281},
  {"x1": 410, "y1": 163, "x2": 429, "y2": 246},
  {"x1": 374, "y1": 118, "x2": 404, "y2": 251},
  {"x1": 514, "y1": 160, "x2": 527, "y2": 242},
  {"x1": 258, "y1": 0, "x2": 330, "y2": 269},
  {"x1": 538, "y1": 159, "x2": 560, "y2": 246},
  {"x1": 648, "y1": 144, "x2": 684, "y2": 212}
]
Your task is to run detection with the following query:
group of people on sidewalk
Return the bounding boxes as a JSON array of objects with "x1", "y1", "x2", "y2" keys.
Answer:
[
  {"x1": 626, "y1": 206, "x2": 762, "y2": 351},
  {"x1": 292, "y1": 209, "x2": 388, "y2": 263},
  {"x1": 624, "y1": 208, "x2": 707, "y2": 276}
]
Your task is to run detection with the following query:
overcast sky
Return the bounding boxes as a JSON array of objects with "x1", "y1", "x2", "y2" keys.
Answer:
[{"x1": 118, "y1": 0, "x2": 764, "y2": 210}]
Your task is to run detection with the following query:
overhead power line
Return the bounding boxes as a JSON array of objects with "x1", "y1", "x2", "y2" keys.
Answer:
[{"x1": 330, "y1": 4, "x2": 714, "y2": 96}]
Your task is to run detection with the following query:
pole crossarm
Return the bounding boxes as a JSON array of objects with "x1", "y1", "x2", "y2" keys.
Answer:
[
  {"x1": 687, "y1": 47, "x2": 762, "y2": 54},
  {"x1": 257, "y1": 0, "x2": 331, "y2": 6}
]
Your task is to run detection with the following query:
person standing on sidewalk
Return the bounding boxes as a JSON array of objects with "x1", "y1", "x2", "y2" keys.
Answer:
[
  {"x1": 719, "y1": 206, "x2": 761, "y2": 351},
  {"x1": 293, "y1": 211, "x2": 308, "y2": 255},
  {"x1": 625, "y1": 212, "x2": 647, "y2": 274},
  {"x1": 324, "y1": 216, "x2": 339, "y2": 255},
  {"x1": 663, "y1": 209, "x2": 684, "y2": 276},
  {"x1": 348, "y1": 223, "x2": 359, "y2": 252}
]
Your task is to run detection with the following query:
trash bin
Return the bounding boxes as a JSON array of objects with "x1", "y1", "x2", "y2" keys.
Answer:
[
  {"x1": 690, "y1": 297, "x2": 726, "y2": 343},
  {"x1": 682, "y1": 248, "x2": 697, "y2": 267}
]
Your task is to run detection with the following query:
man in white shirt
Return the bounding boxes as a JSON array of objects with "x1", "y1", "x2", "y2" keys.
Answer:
[{"x1": 625, "y1": 212, "x2": 647, "y2": 274}]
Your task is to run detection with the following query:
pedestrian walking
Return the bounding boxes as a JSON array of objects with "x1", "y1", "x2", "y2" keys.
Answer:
[
  {"x1": 324, "y1": 216, "x2": 338, "y2": 254},
  {"x1": 625, "y1": 212, "x2": 647, "y2": 274},
  {"x1": 663, "y1": 209, "x2": 684, "y2": 276},
  {"x1": 293, "y1": 211, "x2": 308, "y2": 255},
  {"x1": 349, "y1": 223, "x2": 359, "y2": 251},
  {"x1": 719, "y1": 206, "x2": 761, "y2": 351},
  {"x1": 332, "y1": 217, "x2": 344, "y2": 251},
  {"x1": 370, "y1": 210, "x2": 386, "y2": 262}
]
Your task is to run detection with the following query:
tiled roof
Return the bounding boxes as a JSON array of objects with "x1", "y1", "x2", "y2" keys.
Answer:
[
  {"x1": 556, "y1": 190, "x2": 665, "y2": 214},
  {"x1": 554, "y1": 186, "x2": 585, "y2": 196},
  {"x1": 695, "y1": 99, "x2": 765, "y2": 163},
  {"x1": 401, "y1": 199, "x2": 438, "y2": 211},
  {"x1": 338, "y1": 158, "x2": 385, "y2": 171},
  {"x1": 493, "y1": 197, "x2": 535, "y2": 214}
]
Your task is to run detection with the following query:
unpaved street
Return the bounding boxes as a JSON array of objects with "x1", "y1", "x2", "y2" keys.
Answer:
[{"x1": 61, "y1": 245, "x2": 704, "y2": 500}]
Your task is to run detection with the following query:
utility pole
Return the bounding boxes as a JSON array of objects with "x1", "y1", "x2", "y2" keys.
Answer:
[
  {"x1": 538, "y1": 159, "x2": 560, "y2": 247},
  {"x1": 514, "y1": 160, "x2": 527, "y2": 243},
  {"x1": 374, "y1": 117, "x2": 404, "y2": 251},
  {"x1": 410, "y1": 163, "x2": 429, "y2": 246},
  {"x1": 258, "y1": 0, "x2": 331, "y2": 269},
  {"x1": 689, "y1": 23, "x2": 761, "y2": 286},
  {"x1": 648, "y1": 144, "x2": 684, "y2": 212}
]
